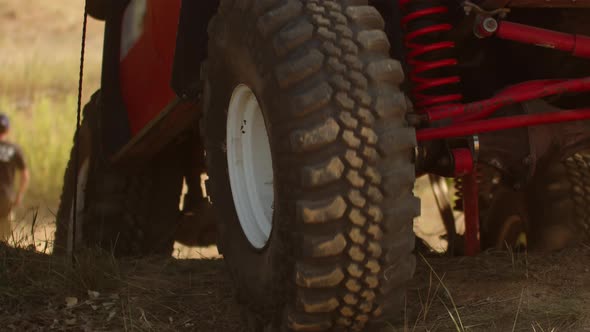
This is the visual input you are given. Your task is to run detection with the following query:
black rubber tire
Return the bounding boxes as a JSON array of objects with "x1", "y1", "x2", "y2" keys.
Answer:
[
  {"x1": 202, "y1": 1, "x2": 418, "y2": 330},
  {"x1": 526, "y1": 151, "x2": 590, "y2": 251},
  {"x1": 54, "y1": 91, "x2": 185, "y2": 256},
  {"x1": 468, "y1": 151, "x2": 590, "y2": 252},
  {"x1": 479, "y1": 188, "x2": 528, "y2": 250}
]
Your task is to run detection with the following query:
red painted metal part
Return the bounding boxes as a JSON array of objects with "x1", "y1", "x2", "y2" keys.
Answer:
[
  {"x1": 119, "y1": 0, "x2": 182, "y2": 136},
  {"x1": 405, "y1": 10, "x2": 590, "y2": 255},
  {"x1": 417, "y1": 108, "x2": 590, "y2": 141},
  {"x1": 497, "y1": 21, "x2": 590, "y2": 59},
  {"x1": 401, "y1": 0, "x2": 481, "y2": 255},
  {"x1": 452, "y1": 148, "x2": 474, "y2": 177},
  {"x1": 425, "y1": 77, "x2": 590, "y2": 122},
  {"x1": 462, "y1": 170, "x2": 480, "y2": 256},
  {"x1": 401, "y1": 3, "x2": 463, "y2": 109}
]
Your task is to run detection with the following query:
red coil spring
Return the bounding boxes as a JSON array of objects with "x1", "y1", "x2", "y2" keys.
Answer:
[{"x1": 400, "y1": 0, "x2": 463, "y2": 111}]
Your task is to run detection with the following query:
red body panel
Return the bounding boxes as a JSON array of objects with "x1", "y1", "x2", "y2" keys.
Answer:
[{"x1": 119, "y1": 0, "x2": 181, "y2": 135}]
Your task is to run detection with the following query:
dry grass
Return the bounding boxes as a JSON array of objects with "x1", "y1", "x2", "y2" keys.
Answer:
[
  {"x1": 405, "y1": 248, "x2": 590, "y2": 331},
  {"x1": 0, "y1": 242, "x2": 243, "y2": 331},
  {"x1": 2, "y1": 241, "x2": 589, "y2": 331}
]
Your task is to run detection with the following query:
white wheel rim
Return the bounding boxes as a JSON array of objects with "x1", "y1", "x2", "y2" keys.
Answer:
[
  {"x1": 226, "y1": 85, "x2": 274, "y2": 249},
  {"x1": 68, "y1": 158, "x2": 89, "y2": 252}
]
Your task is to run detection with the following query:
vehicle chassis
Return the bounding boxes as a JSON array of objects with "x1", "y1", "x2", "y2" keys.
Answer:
[{"x1": 92, "y1": 0, "x2": 590, "y2": 254}]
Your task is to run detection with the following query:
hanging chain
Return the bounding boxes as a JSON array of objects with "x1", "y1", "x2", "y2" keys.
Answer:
[{"x1": 71, "y1": 4, "x2": 88, "y2": 263}]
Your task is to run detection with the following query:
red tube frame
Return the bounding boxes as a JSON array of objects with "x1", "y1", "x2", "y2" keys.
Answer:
[
  {"x1": 497, "y1": 21, "x2": 590, "y2": 59},
  {"x1": 452, "y1": 148, "x2": 473, "y2": 177},
  {"x1": 416, "y1": 21, "x2": 590, "y2": 141},
  {"x1": 425, "y1": 77, "x2": 590, "y2": 122},
  {"x1": 418, "y1": 109, "x2": 590, "y2": 141},
  {"x1": 462, "y1": 170, "x2": 480, "y2": 256},
  {"x1": 409, "y1": 15, "x2": 590, "y2": 256}
]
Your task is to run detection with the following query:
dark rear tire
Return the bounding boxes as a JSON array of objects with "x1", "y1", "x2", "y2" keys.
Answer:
[
  {"x1": 54, "y1": 91, "x2": 184, "y2": 256},
  {"x1": 469, "y1": 151, "x2": 590, "y2": 252},
  {"x1": 527, "y1": 151, "x2": 590, "y2": 251},
  {"x1": 480, "y1": 188, "x2": 528, "y2": 250},
  {"x1": 203, "y1": 1, "x2": 418, "y2": 330},
  {"x1": 453, "y1": 166, "x2": 527, "y2": 252}
]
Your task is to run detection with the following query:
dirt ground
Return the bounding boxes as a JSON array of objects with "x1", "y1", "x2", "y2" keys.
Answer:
[
  {"x1": 3, "y1": 167, "x2": 589, "y2": 332},
  {"x1": 1, "y1": 242, "x2": 589, "y2": 332}
]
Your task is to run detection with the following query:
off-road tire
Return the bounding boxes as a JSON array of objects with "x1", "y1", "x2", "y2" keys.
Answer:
[
  {"x1": 203, "y1": 1, "x2": 418, "y2": 330},
  {"x1": 527, "y1": 151, "x2": 590, "y2": 250},
  {"x1": 479, "y1": 188, "x2": 528, "y2": 250},
  {"x1": 54, "y1": 91, "x2": 184, "y2": 256},
  {"x1": 469, "y1": 151, "x2": 590, "y2": 252}
]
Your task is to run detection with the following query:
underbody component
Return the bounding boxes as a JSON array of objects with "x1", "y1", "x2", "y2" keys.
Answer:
[
  {"x1": 483, "y1": 0, "x2": 590, "y2": 9},
  {"x1": 417, "y1": 108, "x2": 590, "y2": 141},
  {"x1": 428, "y1": 175, "x2": 457, "y2": 254},
  {"x1": 400, "y1": 0, "x2": 463, "y2": 109},
  {"x1": 462, "y1": 170, "x2": 480, "y2": 256},
  {"x1": 420, "y1": 77, "x2": 590, "y2": 123},
  {"x1": 495, "y1": 20, "x2": 590, "y2": 58},
  {"x1": 171, "y1": 0, "x2": 219, "y2": 98},
  {"x1": 111, "y1": 99, "x2": 199, "y2": 165},
  {"x1": 400, "y1": 0, "x2": 482, "y2": 253},
  {"x1": 404, "y1": 4, "x2": 590, "y2": 255},
  {"x1": 426, "y1": 99, "x2": 590, "y2": 200}
]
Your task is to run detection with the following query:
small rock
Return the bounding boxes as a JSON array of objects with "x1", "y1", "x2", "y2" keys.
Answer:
[
  {"x1": 65, "y1": 297, "x2": 78, "y2": 308},
  {"x1": 88, "y1": 290, "x2": 100, "y2": 300},
  {"x1": 102, "y1": 302, "x2": 115, "y2": 309},
  {"x1": 107, "y1": 310, "x2": 117, "y2": 322}
]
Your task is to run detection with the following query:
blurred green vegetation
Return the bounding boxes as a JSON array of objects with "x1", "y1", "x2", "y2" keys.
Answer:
[
  {"x1": 0, "y1": 0, "x2": 104, "y2": 222},
  {"x1": 0, "y1": 55, "x2": 101, "y2": 101},
  {"x1": 0, "y1": 95, "x2": 76, "y2": 206}
]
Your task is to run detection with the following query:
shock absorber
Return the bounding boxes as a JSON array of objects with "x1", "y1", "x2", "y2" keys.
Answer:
[
  {"x1": 400, "y1": 0, "x2": 480, "y2": 255},
  {"x1": 400, "y1": 0, "x2": 463, "y2": 110}
]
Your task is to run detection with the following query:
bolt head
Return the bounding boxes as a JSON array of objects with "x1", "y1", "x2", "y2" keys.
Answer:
[{"x1": 483, "y1": 17, "x2": 499, "y2": 33}]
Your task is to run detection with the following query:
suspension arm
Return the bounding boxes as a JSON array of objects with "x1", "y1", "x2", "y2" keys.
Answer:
[
  {"x1": 496, "y1": 21, "x2": 590, "y2": 58},
  {"x1": 417, "y1": 108, "x2": 590, "y2": 141},
  {"x1": 422, "y1": 77, "x2": 590, "y2": 122},
  {"x1": 482, "y1": 0, "x2": 590, "y2": 9},
  {"x1": 494, "y1": 0, "x2": 590, "y2": 8}
]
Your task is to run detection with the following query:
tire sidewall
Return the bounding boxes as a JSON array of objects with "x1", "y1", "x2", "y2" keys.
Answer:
[
  {"x1": 204, "y1": 2, "x2": 419, "y2": 329},
  {"x1": 55, "y1": 91, "x2": 184, "y2": 256},
  {"x1": 203, "y1": 11, "x2": 290, "y2": 317},
  {"x1": 54, "y1": 95, "x2": 96, "y2": 254}
]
